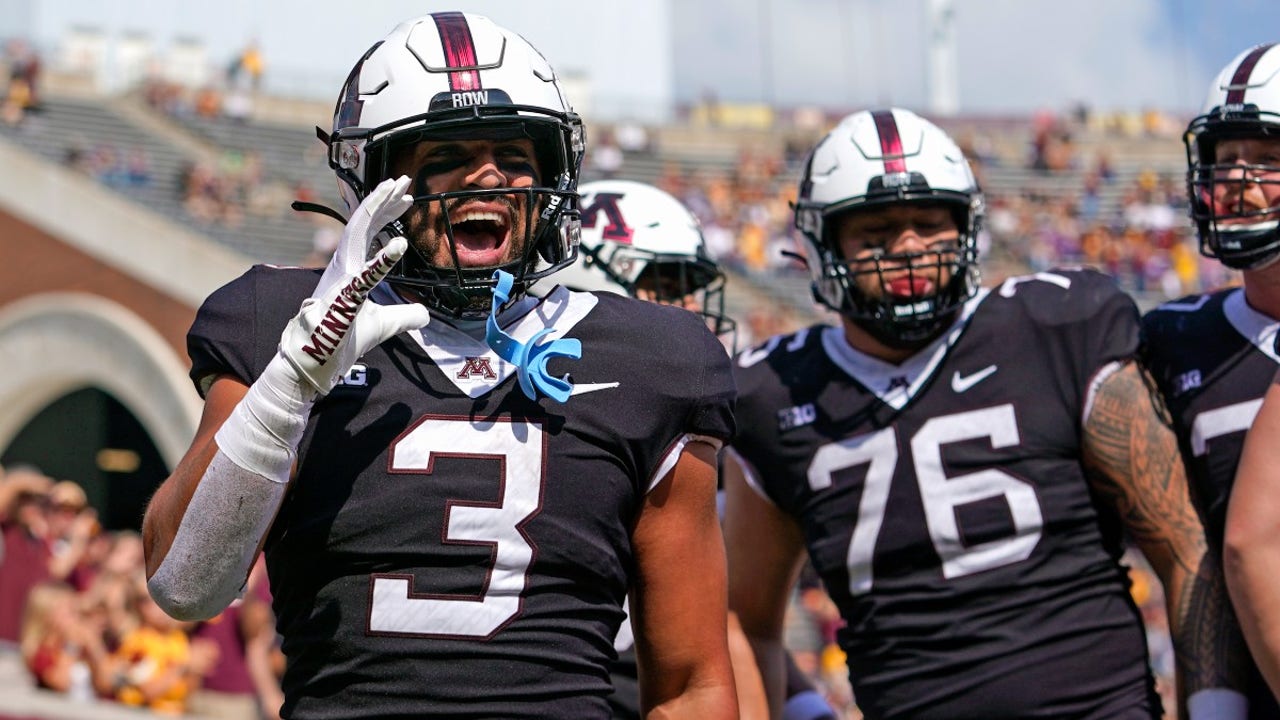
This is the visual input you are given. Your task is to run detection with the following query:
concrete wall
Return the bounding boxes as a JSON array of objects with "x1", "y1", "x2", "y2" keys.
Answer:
[{"x1": 0, "y1": 137, "x2": 252, "y2": 468}]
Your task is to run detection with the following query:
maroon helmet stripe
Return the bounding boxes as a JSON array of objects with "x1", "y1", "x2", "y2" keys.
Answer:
[
  {"x1": 1226, "y1": 43, "x2": 1276, "y2": 105},
  {"x1": 872, "y1": 110, "x2": 907, "y2": 174},
  {"x1": 433, "y1": 12, "x2": 482, "y2": 92}
]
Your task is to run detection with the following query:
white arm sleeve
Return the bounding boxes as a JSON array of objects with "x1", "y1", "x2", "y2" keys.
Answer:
[
  {"x1": 147, "y1": 450, "x2": 287, "y2": 620},
  {"x1": 148, "y1": 354, "x2": 312, "y2": 621}
]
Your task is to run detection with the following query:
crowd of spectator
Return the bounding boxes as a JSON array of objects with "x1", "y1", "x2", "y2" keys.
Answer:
[
  {"x1": 2, "y1": 38, "x2": 41, "y2": 127},
  {"x1": 0, "y1": 464, "x2": 283, "y2": 719},
  {"x1": 62, "y1": 142, "x2": 154, "y2": 190}
]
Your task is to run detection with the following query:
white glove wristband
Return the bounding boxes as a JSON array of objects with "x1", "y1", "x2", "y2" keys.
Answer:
[
  {"x1": 214, "y1": 354, "x2": 315, "y2": 483},
  {"x1": 1187, "y1": 688, "x2": 1248, "y2": 720}
]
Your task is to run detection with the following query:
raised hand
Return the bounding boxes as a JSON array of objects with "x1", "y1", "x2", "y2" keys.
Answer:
[{"x1": 278, "y1": 176, "x2": 432, "y2": 395}]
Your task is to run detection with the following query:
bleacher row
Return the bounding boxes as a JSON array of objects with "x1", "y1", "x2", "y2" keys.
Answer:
[{"x1": 0, "y1": 92, "x2": 1194, "y2": 328}]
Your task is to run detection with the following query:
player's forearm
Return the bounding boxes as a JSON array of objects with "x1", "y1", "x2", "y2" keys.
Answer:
[
  {"x1": 741, "y1": 635, "x2": 789, "y2": 719},
  {"x1": 643, "y1": 679, "x2": 737, "y2": 720},
  {"x1": 143, "y1": 438, "x2": 219, "y2": 577},
  {"x1": 1085, "y1": 361, "x2": 1247, "y2": 712},
  {"x1": 1225, "y1": 381, "x2": 1280, "y2": 699},
  {"x1": 1164, "y1": 547, "x2": 1248, "y2": 717},
  {"x1": 147, "y1": 358, "x2": 311, "y2": 620},
  {"x1": 147, "y1": 450, "x2": 287, "y2": 620},
  {"x1": 728, "y1": 611, "x2": 770, "y2": 720},
  {"x1": 1225, "y1": 527, "x2": 1280, "y2": 697}
]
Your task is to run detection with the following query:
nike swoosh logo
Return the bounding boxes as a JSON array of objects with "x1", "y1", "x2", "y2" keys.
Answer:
[
  {"x1": 570, "y1": 382, "x2": 621, "y2": 396},
  {"x1": 951, "y1": 365, "x2": 997, "y2": 393}
]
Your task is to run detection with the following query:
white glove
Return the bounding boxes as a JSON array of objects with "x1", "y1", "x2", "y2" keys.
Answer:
[
  {"x1": 278, "y1": 175, "x2": 432, "y2": 396},
  {"x1": 215, "y1": 176, "x2": 431, "y2": 483}
]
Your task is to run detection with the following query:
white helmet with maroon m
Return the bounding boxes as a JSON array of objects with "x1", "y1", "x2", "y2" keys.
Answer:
[{"x1": 557, "y1": 179, "x2": 737, "y2": 348}]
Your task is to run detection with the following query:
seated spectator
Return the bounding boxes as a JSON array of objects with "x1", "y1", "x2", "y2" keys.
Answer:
[
  {"x1": 0, "y1": 464, "x2": 54, "y2": 643},
  {"x1": 19, "y1": 580, "x2": 116, "y2": 699},
  {"x1": 1, "y1": 76, "x2": 31, "y2": 126},
  {"x1": 81, "y1": 531, "x2": 145, "y2": 650},
  {"x1": 614, "y1": 122, "x2": 650, "y2": 154},
  {"x1": 112, "y1": 576, "x2": 218, "y2": 715},
  {"x1": 44, "y1": 480, "x2": 97, "y2": 586},
  {"x1": 124, "y1": 149, "x2": 153, "y2": 188},
  {"x1": 589, "y1": 132, "x2": 623, "y2": 179}
]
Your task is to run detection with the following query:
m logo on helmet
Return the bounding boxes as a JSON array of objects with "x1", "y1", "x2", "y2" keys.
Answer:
[{"x1": 580, "y1": 192, "x2": 634, "y2": 244}]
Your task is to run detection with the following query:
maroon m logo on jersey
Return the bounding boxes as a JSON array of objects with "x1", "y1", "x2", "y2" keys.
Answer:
[
  {"x1": 457, "y1": 357, "x2": 497, "y2": 380},
  {"x1": 579, "y1": 192, "x2": 634, "y2": 244}
]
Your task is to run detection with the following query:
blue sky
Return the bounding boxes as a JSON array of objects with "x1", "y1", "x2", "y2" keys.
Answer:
[{"x1": 6, "y1": 0, "x2": 1280, "y2": 119}]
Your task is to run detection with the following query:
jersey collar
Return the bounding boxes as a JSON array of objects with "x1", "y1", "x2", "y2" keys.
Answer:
[{"x1": 821, "y1": 287, "x2": 988, "y2": 410}]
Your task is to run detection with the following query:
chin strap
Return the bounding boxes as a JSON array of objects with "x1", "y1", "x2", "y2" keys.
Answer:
[
  {"x1": 291, "y1": 200, "x2": 349, "y2": 225},
  {"x1": 485, "y1": 269, "x2": 581, "y2": 403}
]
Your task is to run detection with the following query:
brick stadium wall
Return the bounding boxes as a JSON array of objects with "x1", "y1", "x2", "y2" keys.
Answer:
[{"x1": 0, "y1": 210, "x2": 195, "y2": 362}]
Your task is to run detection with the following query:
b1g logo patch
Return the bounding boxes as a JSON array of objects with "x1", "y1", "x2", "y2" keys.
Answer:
[
  {"x1": 336, "y1": 364, "x2": 369, "y2": 388},
  {"x1": 777, "y1": 403, "x2": 816, "y2": 432}
]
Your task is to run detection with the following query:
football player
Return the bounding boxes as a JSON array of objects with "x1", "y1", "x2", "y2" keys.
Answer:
[
  {"x1": 141, "y1": 14, "x2": 737, "y2": 720},
  {"x1": 1181, "y1": 42, "x2": 1280, "y2": 707},
  {"x1": 723, "y1": 108, "x2": 1240, "y2": 719},
  {"x1": 555, "y1": 178, "x2": 736, "y2": 347},
  {"x1": 557, "y1": 179, "x2": 833, "y2": 720}
]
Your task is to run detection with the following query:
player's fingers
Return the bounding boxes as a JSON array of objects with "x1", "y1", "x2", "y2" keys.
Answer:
[
  {"x1": 364, "y1": 175, "x2": 413, "y2": 225},
  {"x1": 374, "y1": 302, "x2": 432, "y2": 337},
  {"x1": 338, "y1": 236, "x2": 407, "y2": 308}
]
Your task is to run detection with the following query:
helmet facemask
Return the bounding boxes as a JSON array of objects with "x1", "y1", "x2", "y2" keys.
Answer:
[
  {"x1": 806, "y1": 198, "x2": 980, "y2": 349},
  {"x1": 1185, "y1": 42, "x2": 1280, "y2": 271},
  {"x1": 588, "y1": 244, "x2": 738, "y2": 350},
  {"x1": 343, "y1": 114, "x2": 581, "y2": 320},
  {"x1": 1186, "y1": 112, "x2": 1280, "y2": 271}
]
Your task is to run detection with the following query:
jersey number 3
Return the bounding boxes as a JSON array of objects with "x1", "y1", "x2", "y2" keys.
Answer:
[
  {"x1": 368, "y1": 416, "x2": 543, "y2": 639},
  {"x1": 809, "y1": 404, "x2": 1044, "y2": 595}
]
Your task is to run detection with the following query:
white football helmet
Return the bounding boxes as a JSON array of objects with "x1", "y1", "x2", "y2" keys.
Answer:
[
  {"x1": 794, "y1": 108, "x2": 983, "y2": 347},
  {"x1": 559, "y1": 179, "x2": 736, "y2": 346},
  {"x1": 326, "y1": 12, "x2": 585, "y2": 319},
  {"x1": 1186, "y1": 42, "x2": 1280, "y2": 270}
]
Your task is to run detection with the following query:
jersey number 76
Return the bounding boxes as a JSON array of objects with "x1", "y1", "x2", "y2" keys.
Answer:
[{"x1": 809, "y1": 404, "x2": 1044, "y2": 595}]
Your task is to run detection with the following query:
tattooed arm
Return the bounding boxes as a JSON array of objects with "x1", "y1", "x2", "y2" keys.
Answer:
[{"x1": 1082, "y1": 360, "x2": 1246, "y2": 719}]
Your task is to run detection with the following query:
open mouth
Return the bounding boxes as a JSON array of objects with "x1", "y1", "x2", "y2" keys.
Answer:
[
  {"x1": 887, "y1": 276, "x2": 934, "y2": 298},
  {"x1": 448, "y1": 205, "x2": 513, "y2": 267}
]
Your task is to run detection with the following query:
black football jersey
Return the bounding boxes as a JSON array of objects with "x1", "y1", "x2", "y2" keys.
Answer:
[
  {"x1": 188, "y1": 266, "x2": 735, "y2": 720},
  {"x1": 733, "y1": 269, "x2": 1159, "y2": 720},
  {"x1": 1142, "y1": 287, "x2": 1278, "y2": 545},
  {"x1": 1142, "y1": 286, "x2": 1280, "y2": 719}
]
